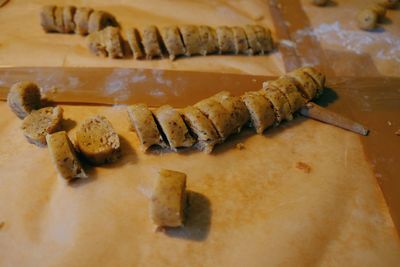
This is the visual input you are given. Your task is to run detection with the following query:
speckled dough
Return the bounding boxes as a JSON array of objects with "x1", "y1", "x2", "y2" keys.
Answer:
[
  {"x1": 87, "y1": 30, "x2": 107, "y2": 57},
  {"x1": 244, "y1": 25, "x2": 262, "y2": 55},
  {"x1": 141, "y1": 25, "x2": 163, "y2": 59},
  {"x1": 179, "y1": 25, "x2": 203, "y2": 56},
  {"x1": 231, "y1": 26, "x2": 249, "y2": 54},
  {"x1": 40, "y1": 5, "x2": 57, "y2": 32},
  {"x1": 160, "y1": 26, "x2": 186, "y2": 60},
  {"x1": 252, "y1": 25, "x2": 273, "y2": 54},
  {"x1": 242, "y1": 91, "x2": 275, "y2": 134},
  {"x1": 262, "y1": 87, "x2": 293, "y2": 122},
  {"x1": 7, "y1": 81, "x2": 41, "y2": 119},
  {"x1": 198, "y1": 25, "x2": 219, "y2": 55},
  {"x1": 126, "y1": 28, "x2": 145, "y2": 59},
  {"x1": 216, "y1": 26, "x2": 235, "y2": 54},
  {"x1": 62, "y1": 6, "x2": 76, "y2": 33},
  {"x1": 74, "y1": 7, "x2": 93, "y2": 35},
  {"x1": 286, "y1": 69, "x2": 319, "y2": 100},
  {"x1": 267, "y1": 77, "x2": 307, "y2": 112},
  {"x1": 357, "y1": 9, "x2": 378, "y2": 31},
  {"x1": 88, "y1": 10, "x2": 118, "y2": 34},
  {"x1": 103, "y1": 26, "x2": 124, "y2": 59}
]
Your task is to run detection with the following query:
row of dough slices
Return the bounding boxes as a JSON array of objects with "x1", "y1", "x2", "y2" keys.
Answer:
[
  {"x1": 128, "y1": 66, "x2": 325, "y2": 153},
  {"x1": 40, "y1": 5, "x2": 118, "y2": 35},
  {"x1": 87, "y1": 24, "x2": 273, "y2": 60}
]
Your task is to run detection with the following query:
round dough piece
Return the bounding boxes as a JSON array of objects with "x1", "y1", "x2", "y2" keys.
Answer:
[
  {"x1": 21, "y1": 106, "x2": 63, "y2": 147},
  {"x1": 7, "y1": 81, "x2": 41, "y2": 119},
  {"x1": 312, "y1": 0, "x2": 329, "y2": 6},
  {"x1": 357, "y1": 9, "x2": 378, "y2": 31},
  {"x1": 88, "y1": 10, "x2": 118, "y2": 34},
  {"x1": 75, "y1": 115, "x2": 121, "y2": 164},
  {"x1": 74, "y1": 7, "x2": 93, "y2": 35}
]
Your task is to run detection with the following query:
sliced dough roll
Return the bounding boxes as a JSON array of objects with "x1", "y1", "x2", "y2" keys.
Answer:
[
  {"x1": 212, "y1": 91, "x2": 250, "y2": 134},
  {"x1": 75, "y1": 115, "x2": 121, "y2": 164},
  {"x1": 179, "y1": 25, "x2": 202, "y2": 56},
  {"x1": 160, "y1": 26, "x2": 186, "y2": 60},
  {"x1": 126, "y1": 28, "x2": 145, "y2": 59},
  {"x1": 54, "y1": 6, "x2": 65, "y2": 33},
  {"x1": 103, "y1": 26, "x2": 124, "y2": 58},
  {"x1": 285, "y1": 69, "x2": 319, "y2": 100},
  {"x1": 46, "y1": 131, "x2": 87, "y2": 180},
  {"x1": 300, "y1": 67, "x2": 325, "y2": 96},
  {"x1": 242, "y1": 91, "x2": 275, "y2": 134},
  {"x1": 262, "y1": 87, "x2": 292, "y2": 122},
  {"x1": 194, "y1": 97, "x2": 232, "y2": 140},
  {"x1": 88, "y1": 10, "x2": 118, "y2": 34},
  {"x1": 181, "y1": 106, "x2": 221, "y2": 153},
  {"x1": 7, "y1": 81, "x2": 42, "y2": 119},
  {"x1": 231, "y1": 26, "x2": 249, "y2": 54},
  {"x1": 63, "y1": 6, "x2": 76, "y2": 33},
  {"x1": 252, "y1": 25, "x2": 273, "y2": 54},
  {"x1": 244, "y1": 25, "x2": 261, "y2": 55},
  {"x1": 21, "y1": 106, "x2": 63, "y2": 147},
  {"x1": 40, "y1": 5, "x2": 57, "y2": 32},
  {"x1": 198, "y1": 25, "x2": 219, "y2": 55},
  {"x1": 216, "y1": 26, "x2": 235, "y2": 54},
  {"x1": 154, "y1": 105, "x2": 195, "y2": 151},
  {"x1": 74, "y1": 7, "x2": 93, "y2": 35},
  {"x1": 141, "y1": 25, "x2": 163, "y2": 59},
  {"x1": 127, "y1": 104, "x2": 166, "y2": 151},
  {"x1": 266, "y1": 77, "x2": 307, "y2": 112},
  {"x1": 150, "y1": 169, "x2": 187, "y2": 227},
  {"x1": 87, "y1": 29, "x2": 107, "y2": 57}
]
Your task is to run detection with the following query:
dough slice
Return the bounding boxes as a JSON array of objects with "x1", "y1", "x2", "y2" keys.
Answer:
[
  {"x1": 127, "y1": 104, "x2": 166, "y2": 151},
  {"x1": 160, "y1": 26, "x2": 186, "y2": 60},
  {"x1": 194, "y1": 97, "x2": 233, "y2": 140},
  {"x1": 266, "y1": 76, "x2": 307, "y2": 112},
  {"x1": 87, "y1": 29, "x2": 107, "y2": 57},
  {"x1": 21, "y1": 106, "x2": 63, "y2": 147},
  {"x1": 141, "y1": 25, "x2": 163, "y2": 59},
  {"x1": 63, "y1": 6, "x2": 76, "y2": 33},
  {"x1": 150, "y1": 169, "x2": 187, "y2": 228},
  {"x1": 75, "y1": 115, "x2": 121, "y2": 164},
  {"x1": 54, "y1": 6, "x2": 65, "y2": 33},
  {"x1": 179, "y1": 25, "x2": 202, "y2": 56},
  {"x1": 198, "y1": 25, "x2": 219, "y2": 55},
  {"x1": 212, "y1": 91, "x2": 250, "y2": 134},
  {"x1": 88, "y1": 10, "x2": 118, "y2": 34},
  {"x1": 231, "y1": 26, "x2": 249, "y2": 54},
  {"x1": 46, "y1": 131, "x2": 87, "y2": 180},
  {"x1": 40, "y1": 5, "x2": 57, "y2": 32},
  {"x1": 181, "y1": 106, "x2": 221, "y2": 153},
  {"x1": 300, "y1": 67, "x2": 325, "y2": 96},
  {"x1": 242, "y1": 91, "x2": 275, "y2": 134},
  {"x1": 252, "y1": 25, "x2": 273, "y2": 54},
  {"x1": 154, "y1": 105, "x2": 195, "y2": 151},
  {"x1": 262, "y1": 87, "x2": 293, "y2": 122},
  {"x1": 102, "y1": 26, "x2": 124, "y2": 58},
  {"x1": 126, "y1": 28, "x2": 145, "y2": 59},
  {"x1": 74, "y1": 7, "x2": 93, "y2": 35},
  {"x1": 244, "y1": 25, "x2": 262, "y2": 55},
  {"x1": 7, "y1": 81, "x2": 42, "y2": 119},
  {"x1": 216, "y1": 26, "x2": 235, "y2": 54},
  {"x1": 285, "y1": 69, "x2": 319, "y2": 100}
]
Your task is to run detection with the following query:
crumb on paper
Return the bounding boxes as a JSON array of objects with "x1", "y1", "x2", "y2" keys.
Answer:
[
  {"x1": 236, "y1": 143, "x2": 245, "y2": 150},
  {"x1": 280, "y1": 39, "x2": 297, "y2": 48},
  {"x1": 0, "y1": 221, "x2": 5, "y2": 229},
  {"x1": 395, "y1": 129, "x2": 400, "y2": 136},
  {"x1": 296, "y1": 162, "x2": 311, "y2": 173},
  {"x1": 387, "y1": 121, "x2": 392, "y2": 126}
]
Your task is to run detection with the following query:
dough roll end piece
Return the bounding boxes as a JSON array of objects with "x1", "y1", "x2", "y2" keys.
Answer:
[
  {"x1": 21, "y1": 106, "x2": 64, "y2": 147},
  {"x1": 46, "y1": 131, "x2": 87, "y2": 180},
  {"x1": 7, "y1": 81, "x2": 42, "y2": 119},
  {"x1": 127, "y1": 104, "x2": 166, "y2": 151},
  {"x1": 75, "y1": 115, "x2": 121, "y2": 164},
  {"x1": 150, "y1": 169, "x2": 187, "y2": 227}
]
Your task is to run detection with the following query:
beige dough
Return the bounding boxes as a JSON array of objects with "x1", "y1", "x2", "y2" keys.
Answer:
[
  {"x1": 102, "y1": 26, "x2": 124, "y2": 59},
  {"x1": 216, "y1": 26, "x2": 235, "y2": 54},
  {"x1": 252, "y1": 25, "x2": 273, "y2": 54},
  {"x1": 74, "y1": 7, "x2": 93, "y2": 35},
  {"x1": 244, "y1": 25, "x2": 262, "y2": 55},
  {"x1": 198, "y1": 25, "x2": 219, "y2": 55},
  {"x1": 21, "y1": 106, "x2": 63, "y2": 147},
  {"x1": 141, "y1": 25, "x2": 163, "y2": 59},
  {"x1": 75, "y1": 115, "x2": 121, "y2": 164},
  {"x1": 150, "y1": 169, "x2": 187, "y2": 228},
  {"x1": 62, "y1": 6, "x2": 76, "y2": 33},
  {"x1": 242, "y1": 90, "x2": 275, "y2": 134},
  {"x1": 286, "y1": 69, "x2": 319, "y2": 100},
  {"x1": 46, "y1": 131, "x2": 87, "y2": 181},
  {"x1": 231, "y1": 26, "x2": 249, "y2": 54},
  {"x1": 126, "y1": 28, "x2": 145, "y2": 59},
  {"x1": 357, "y1": 9, "x2": 378, "y2": 31},
  {"x1": 40, "y1": 5, "x2": 57, "y2": 32},
  {"x1": 268, "y1": 76, "x2": 307, "y2": 112},
  {"x1": 53, "y1": 6, "x2": 64, "y2": 33},
  {"x1": 179, "y1": 25, "x2": 203, "y2": 56},
  {"x1": 88, "y1": 10, "x2": 118, "y2": 34},
  {"x1": 87, "y1": 30, "x2": 107, "y2": 57},
  {"x1": 262, "y1": 87, "x2": 292, "y2": 122},
  {"x1": 7, "y1": 81, "x2": 41, "y2": 119},
  {"x1": 160, "y1": 26, "x2": 186, "y2": 60}
]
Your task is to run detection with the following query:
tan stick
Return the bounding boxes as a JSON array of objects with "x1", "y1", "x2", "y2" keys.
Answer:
[{"x1": 299, "y1": 102, "x2": 369, "y2": 136}]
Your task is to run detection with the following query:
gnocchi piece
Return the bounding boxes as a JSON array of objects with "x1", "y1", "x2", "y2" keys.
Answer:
[
  {"x1": 357, "y1": 9, "x2": 378, "y2": 31},
  {"x1": 63, "y1": 6, "x2": 76, "y2": 33},
  {"x1": 74, "y1": 7, "x2": 93, "y2": 35},
  {"x1": 40, "y1": 5, "x2": 57, "y2": 32},
  {"x1": 231, "y1": 26, "x2": 249, "y2": 54},
  {"x1": 160, "y1": 26, "x2": 186, "y2": 60},
  {"x1": 7, "y1": 81, "x2": 42, "y2": 119},
  {"x1": 267, "y1": 77, "x2": 307, "y2": 112},
  {"x1": 242, "y1": 91, "x2": 275, "y2": 134},
  {"x1": 198, "y1": 25, "x2": 219, "y2": 55},
  {"x1": 216, "y1": 26, "x2": 235, "y2": 54},
  {"x1": 126, "y1": 28, "x2": 145, "y2": 59},
  {"x1": 88, "y1": 10, "x2": 118, "y2": 34},
  {"x1": 141, "y1": 25, "x2": 163, "y2": 59},
  {"x1": 262, "y1": 87, "x2": 293, "y2": 122},
  {"x1": 179, "y1": 25, "x2": 203, "y2": 56}
]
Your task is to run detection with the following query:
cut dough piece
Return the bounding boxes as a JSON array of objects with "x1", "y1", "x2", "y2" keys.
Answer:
[
  {"x1": 286, "y1": 69, "x2": 319, "y2": 100},
  {"x1": 252, "y1": 25, "x2": 273, "y2": 54},
  {"x1": 300, "y1": 67, "x2": 325, "y2": 96},
  {"x1": 7, "y1": 81, "x2": 41, "y2": 119},
  {"x1": 262, "y1": 87, "x2": 293, "y2": 122},
  {"x1": 127, "y1": 104, "x2": 166, "y2": 151},
  {"x1": 62, "y1": 6, "x2": 76, "y2": 33},
  {"x1": 242, "y1": 91, "x2": 275, "y2": 134},
  {"x1": 46, "y1": 131, "x2": 87, "y2": 180},
  {"x1": 244, "y1": 25, "x2": 262, "y2": 55},
  {"x1": 357, "y1": 9, "x2": 378, "y2": 31},
  {"x1": 212, "y1": 91, "x2": 250, "y2": 134},
  {"x1": 195, "y1": 97, "x2": 233, "y2": 140},
  {"x1": 75, "y1": 115, "x2": 121, "y2": 164},
  {"x1": 103, "y1": 26, "x2": 124, "y2": 58},
  {"x1": 160, "y1": 26, "x2": 186, "y2": 60},
  {"x1": 54, "y1": 6, "x2": 65, "y2": 33},
  {"x1": 87, "y1": 30, "x2": 107, "y2": 57},
  {"x1": 154, "y1": 105, "x2": 195, "y2": 151},
  {"x1": 179, "y1": 25, "x2": 202, "y2": 56},
  {"x1": 216, "y1": 26, "x2": 235, "y2": 54},
  {"x1": 88, "y1": 10, "x2": 118, "y2": 34},
  {"x1": 181, "y1": 106, "x2": 220, "y2": 153},
  {"x1": 266, "y1": 77, "x2": 307, "y2": 112},
  {"x1": 74, "y1": 7, "x2": 93, "y2": 35},
  {"x1": 198, "y1": 25, "x2": 219, "y2": 55},
  {"x1": 231, "y1": 26, "x2": 249, "y2": 54},
  {"x1": 40, "y1": 5, "x2": 57, "y2": 32},
  {"x1": 141, "y1": 25, "x2": 163, "y2": 59},
  {"x1": 150, "y1": 169, "x2": 187, "y2": 228},
  {"x1": 21, "y1": 106, "x2": 63, "y2": 147},
  {"x1": 126, "y1": 28, "x2": 145, "y2": 59}
]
